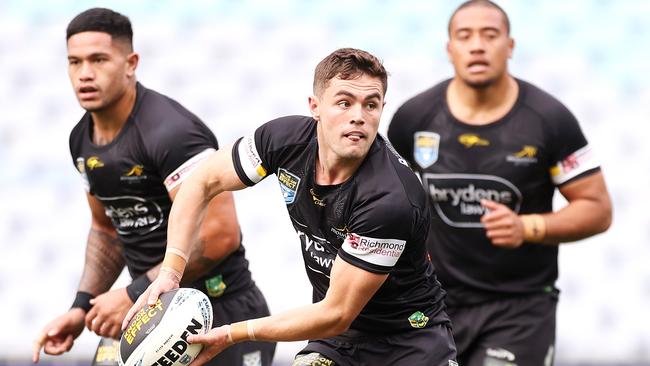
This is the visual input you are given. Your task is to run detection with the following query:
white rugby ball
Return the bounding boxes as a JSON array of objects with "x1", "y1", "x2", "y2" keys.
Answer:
[{"x1": 119, "y1": 288, "x2": 213, "y2": 366}]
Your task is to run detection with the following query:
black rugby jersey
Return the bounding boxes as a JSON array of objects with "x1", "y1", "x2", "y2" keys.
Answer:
[
  {"x1": 232, "y1": 115, "x2": 449, "y2": 333},
  {"x1": 388, "y1": 78, "x2": 600, "y2": 305},
  {"x1": 69, "y1": 83, "x2": 253, "y2": 297}
]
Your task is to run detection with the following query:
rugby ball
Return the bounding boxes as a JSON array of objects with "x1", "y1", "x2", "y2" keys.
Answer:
[{"x1": 119, "y1": 288, "x2": 213, "y2": 366}]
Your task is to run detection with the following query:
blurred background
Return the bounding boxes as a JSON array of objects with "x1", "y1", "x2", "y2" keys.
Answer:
[{"x1": 1, "y1": 0, "x2": 649, "y2": 365}]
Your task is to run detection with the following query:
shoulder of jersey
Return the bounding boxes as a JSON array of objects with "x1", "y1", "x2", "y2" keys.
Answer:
[
  {"x1": 69, "y1": 114, "x2": 90, "y2": 150},
  {"x1": 517, "y1": 78, "x2": 569, "y2": 117},
  {"x1": 260, "y1": 115, "x2": 315, "y2": 144},
  {"x1": 135, "y1": 89, "x2": 198, "y2": 131},
  {"x1": 399, "y1": 80, "x2": 448, "y2": 113}
]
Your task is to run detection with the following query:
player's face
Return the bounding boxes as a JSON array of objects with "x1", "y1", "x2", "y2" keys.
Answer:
[
  {"x1": 311, "y1": 74, "x2": 384, "y2": 161},
  {"x1": 447, "y1": 5, "x2": 513, "y2": 88},
  {"x1": 67, "y1": 31, "x2": 137, "y2": 112}
]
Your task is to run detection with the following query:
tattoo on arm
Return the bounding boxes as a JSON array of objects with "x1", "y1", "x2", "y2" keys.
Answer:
[
  {"x1": 77, "y1": 228, "x2": 126, "y2": 295},
  {"x1": 180, "y1": 240, "x2": 220, "y2": 283}
]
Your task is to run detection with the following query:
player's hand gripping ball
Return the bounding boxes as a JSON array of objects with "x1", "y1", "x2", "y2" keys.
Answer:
[{"x1": 118, "y1": 288, "x2": 213, "y2": 366}]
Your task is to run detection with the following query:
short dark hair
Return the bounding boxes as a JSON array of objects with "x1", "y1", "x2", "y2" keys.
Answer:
[
  {"x1": 448, "y1": 0, "x2": 511, "y2": 35},
  {"x1": 313, "y1": 48, "x2": 388, "y2": 96},
  {"x1": 66, "y1": 8, "x2": 133, "y2": 48}
]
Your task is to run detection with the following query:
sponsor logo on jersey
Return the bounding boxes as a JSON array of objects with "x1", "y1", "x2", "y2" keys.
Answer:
[
  {"x1": 549, "y1": 144, "x2": 598, "y2": 185},
  {"x1": 86, "y1": 156, "x2": 104, "y2": 170},
  {"x1": 414, "y1": 131, "x2": 440, "y2": 168},
  {"x1": 506, "y1": 145, "x2": 538, "y2": 165},
  {"x1": 408, "y1": 311, "x2": 429, "y2": 328},
  {"x1": 121, "y1": 164, "x2": 148, "y2": 183},
  {"x1": 125, "y1": 164, "x2": 143, "y2": 176},
  {"x1": 330, "y1": 225, "x2": 348, "y2": 240},
  {"x1": 76, "y1": 157, "x2": 90, "y2": 191},
  {"x1": 486, "y1": 347, "x2": 516, "y2": 362},
  {"x1": 98, "y1": 195, "x2": 164, "y2": 235},
  {"x1": 278, "y1": 168, "x2": 301, "y2": 204},
  {"x1": 164, "y1": 148, "x2": 215, "y2": 191},
  {"x1": 297, "y1": 229, "x2": 335, "y2": 276},
  {"x1": 76, "y1": 157, "x2": 86, "y2": 174},
  {"x1": 238, "y1": 135, "x2": 267, "y2": 184},
  {"x1": 205, "y1": 274, "x2": 227, "y2": 298},
  {"x1": 423, "y1": 173, "x2": 522, "y2": 227},
  {"x1": 458, "y1": 133, "x2": 489, "y2": 148},
  {"x1": 343, "y1": 233, "x2": 405, "y2": 267},
  {"x1": 310, "y1": 188, "x2": 326, "y2": 207}
]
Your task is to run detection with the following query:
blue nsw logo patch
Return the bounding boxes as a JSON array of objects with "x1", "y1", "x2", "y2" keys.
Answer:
[
  {"x1": 277, "y1": 168, "x2": 301, "y2": 204},
  {"x1": 414, "y1": 131, "x2": 440, "y2": 169}
]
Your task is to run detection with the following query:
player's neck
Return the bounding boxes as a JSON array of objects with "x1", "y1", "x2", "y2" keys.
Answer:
[
  {"x1": 90, "y1": 85, "x2": 137, "y2": 146},
  {"x1": 315, "y1": 150, "x2": 362, "y2": 186},
  {"x1": 447, "y1": 74, "x2": 518, "y2": 126}
]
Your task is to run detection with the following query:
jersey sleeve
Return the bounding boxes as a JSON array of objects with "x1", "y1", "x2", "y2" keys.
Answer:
[
  {"x1": 68, "y1": 120, "x2": 90, "y2": 192},
  {"x1": 338, "y1": 199, "x2": 413, "y2": 274},
  {"x1": 231, "y1": 132, "x2": 270, "y2": 186},
  {"x1": 545, "y1": 103, "x2": 600, "y2": 186},
  {"x1": 232, "y1": 115, "x2": 313, "y2": 186},
  {"x1": 146, "y1": 118, "x2": 219, "y2": 192}
]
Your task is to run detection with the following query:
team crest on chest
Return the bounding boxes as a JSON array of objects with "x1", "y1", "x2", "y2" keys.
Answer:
[
  {"x1": 414, "y1": 131, "x2": 440, "y2": 169},
  {"x1": 86, "y1": 156, "x2": 105, "y2": 170},
  {"x1": 277, "y1": 168, "x2": 301, "y2": 204}
]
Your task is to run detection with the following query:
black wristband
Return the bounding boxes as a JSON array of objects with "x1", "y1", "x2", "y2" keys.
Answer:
[
  {"x1": 126, "y1": 274, "x2": 152, "y2": 302},
  {"x1": 70, "y1": 291, "x2": 94, "y2": 313}
]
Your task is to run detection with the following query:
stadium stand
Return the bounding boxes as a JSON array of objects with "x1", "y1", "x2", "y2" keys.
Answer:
[{"x1": 1, "y1": 0, "x2": 648, "y2": 364}]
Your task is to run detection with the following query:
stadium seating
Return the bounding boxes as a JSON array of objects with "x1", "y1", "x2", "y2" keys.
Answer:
[{"x1": 1, "y1": 1, "x2": 648, "y2": 364}]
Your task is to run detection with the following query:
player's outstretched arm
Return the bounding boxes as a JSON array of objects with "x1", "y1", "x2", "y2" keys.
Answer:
[
  {"x1": 33, "y1": 194, "x2": 125, "y2": 361},
  {"x1": 32, "y1": 308, "x2": 86, "y2": 363},
  {"x1": 122, "y1": 146, "x2": 246, "y2": 329},
  {"x1": 187, "y1": 256, "x2": 387, "y2": 366}
]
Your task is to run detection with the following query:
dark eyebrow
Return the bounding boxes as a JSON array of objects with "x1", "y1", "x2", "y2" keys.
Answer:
[
  {"x1": 333, "y1": 91, "x2": 355, "y2": 99},
  {"x1": 67, "y1": 52, "x2": 111, "y2": 60},
  {"x1": 455, "y1": 26, "x2": 501, "y2": 35},
  {"x1": 333, "y1": 90, "x2": 382, "y2": 101},
  {"x1": 365, "y1": 92, "x2": 382, "y2": 101}
]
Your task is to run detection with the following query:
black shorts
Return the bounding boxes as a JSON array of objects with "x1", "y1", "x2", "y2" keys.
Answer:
[
  {"x1": 292, "y1": 323, "x2": 457, "y2": 366},
  {"x1": 447, "y1": 292, "x2": 558, "y2": 366},
  {"x1": 91, "y1": 285, "x2": 276, "y2": 366}
]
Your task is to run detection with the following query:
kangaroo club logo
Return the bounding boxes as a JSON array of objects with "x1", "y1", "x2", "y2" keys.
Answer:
[
  {"x1": 125, "y1": 165, "x2": 144, "y2": 177},
  {"x1": 86, "y1": 156, "x2": 105, "y2": 170},
  {"x1": 506, "y1": 145, "x2": 539, "y2": 165},
  {"x1": 458, "y1": 133, "x2": 489, "y2": 148},
  {"x1": 121, "y1": 164, "x2": 148, "y2": 183}
]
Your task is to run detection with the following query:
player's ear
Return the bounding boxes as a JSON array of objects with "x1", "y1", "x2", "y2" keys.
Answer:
[
  {"x1": 508, "y1": 38, "x2": 515, "y2": 59},
  {"x1": 126, "y1": 52, "x2": 139, "y2": 77},
  {"x1": 308, "y1": 95, "x2": 320, "y2": 121}
]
